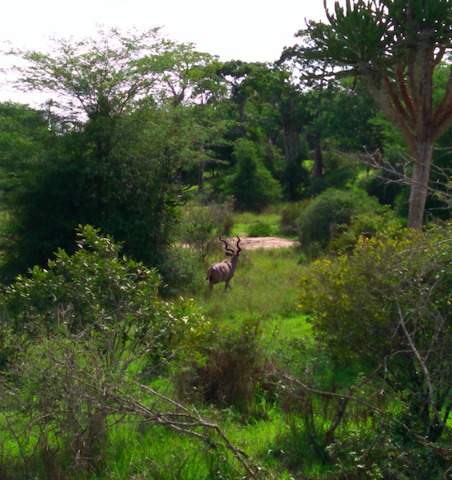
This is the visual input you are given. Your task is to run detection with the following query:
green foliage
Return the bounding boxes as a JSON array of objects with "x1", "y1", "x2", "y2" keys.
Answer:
[
  {"x1": 328, "y1": 427, "x2": 452, "y2": 480},
  {"x1": 310, "y1": 151, "x2": 359, "y2": 195},
  {"x1": 0, "y1": 103, "x2": 50, "y2": 178},
  {"x1": 279, "y1": 201, "x2": 308, "y2": 236},
  {"x1": 0, "y1": 226, "x2": 202, "y2": 367},
  {"x1": 158, "y1": 246, "x2": 206, "y2": 296},
  {"x1": 298, "y1": 188, "x2": 381, "y2": 252},
  {"x1": 358, "y1": 170, "x2": 405, "y2": 207},
  {"x1": 176, "y1": 320, "x2": 267, "y2": 415},
  {"x1": 224, "y1": 139, "x2": 281, "y2": 211},
  {"x1": 247, "y1": 221, "x2": 274, "y2": 237},
  {"x1": 15, "y1": 28, "x2": 189, "y2": 118},
  {"x1": 1, "y1": 337, "x2": 115, "y2": 477},
  {"x1": 1, "y1": 106, "x2": 188, "y2": 280},
  {"x1": 231, "y1": 210, "x2": 281, "y2": 237},
  {"x1": 178, "y1": 200, "x2": 234, "y2": 259},
  {"x1": 328, "y1": 208, "x2": 404, "y2": 253},
  {"x1": 299, "y1": 224, "x2": 452, "y2": 441}
]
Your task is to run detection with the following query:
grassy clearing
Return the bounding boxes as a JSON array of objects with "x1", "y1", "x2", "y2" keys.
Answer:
[
  {"x1": 96, "y1": 247, "x2": 311, "y2": 479},
  {"x1": 99, "y1": 410, "x2": 296, "y2": 479},
  {"x1": 200, "y1": 247, "x2": 303, "y2": 323}
]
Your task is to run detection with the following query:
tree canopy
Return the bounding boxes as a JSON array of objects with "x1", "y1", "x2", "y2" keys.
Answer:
[{"x1": 292, "y1": 0, "x2": 452, "y2": 228}]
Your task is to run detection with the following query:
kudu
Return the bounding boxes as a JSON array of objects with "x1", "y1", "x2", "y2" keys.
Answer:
[{"x1": 206, "y1": 236, "x2": 242, "y2": 291}]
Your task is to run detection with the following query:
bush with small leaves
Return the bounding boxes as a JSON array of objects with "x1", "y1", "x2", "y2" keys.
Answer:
[
  {"x1": 298, "y1": 188, "x2": 382, "y2": 253},
  {"x1": 1, "y1": 337, "x2": 116, "y2": 476},
  {"x1": 280, "y1": 200, "x2": 309, "y2": 236},
  {"x1": 0, "y1": 225, "x2": 204, "y2": 369},
  {"x1": 176, "y1": 320, "x2": 268, "y2": 415},
  {"x1": 299, "y1": 223, "x2": 452, "y2": 443},
  {"x1": 178, "y1": 200, "x2": 234, "y2": 260},
  {"x1": 247, "y1": 221, "x2": 274, "y2": 237},
  {"x1": 328, "y1": 208, "x2": 403, "y2": 254}
]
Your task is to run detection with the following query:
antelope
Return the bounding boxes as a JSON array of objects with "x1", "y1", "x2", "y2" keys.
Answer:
[{"x1": 206, "y1": 236, "x2": 242, "y2": 292}]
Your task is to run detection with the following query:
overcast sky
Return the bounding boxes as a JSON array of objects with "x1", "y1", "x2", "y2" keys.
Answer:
[{"x1": 1, "y1": 0, "x2": 326, "y2": 104}]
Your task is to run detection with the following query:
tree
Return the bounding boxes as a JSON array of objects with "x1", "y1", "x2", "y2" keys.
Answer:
[
  {"x1": 0, "y1": 102, "x2": 51, "y2": 191},
  {"x1": 1, "y1": 30, "x2": 213, "y2": 278},
  {"x1": 225, "y1": 138, "x2": 281, "y2": 211},
  {"x1": 146, "y1": 41, "x2": 225, "y2": 106},
  {"x1": 217, "y1": 61, "x2": 310, "y2": 199},
  {"x1": 13, "y1": 28, "x2": 166, "y2": 119},
  {"x1": 298, "y1": 0, "x2": 452, "y2": 228}
]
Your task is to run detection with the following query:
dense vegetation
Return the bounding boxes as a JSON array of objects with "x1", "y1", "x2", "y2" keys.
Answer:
[{"x1": 0, "y1": 1, "x2": 450, "y2": 479}]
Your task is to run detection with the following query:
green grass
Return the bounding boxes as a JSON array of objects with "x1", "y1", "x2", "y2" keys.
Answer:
[
  {"x1": 200, "y1": 248, "x2": 302, "y2": 322},
  {"x1": 6, "y1": 224, "x2": 440, "y2": 480},
  {"x1": 231, "y1": 210, "x2": 282, "y2": 237}
]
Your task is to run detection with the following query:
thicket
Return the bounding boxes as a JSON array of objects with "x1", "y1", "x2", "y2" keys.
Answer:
[
  {"x1": 295, "y1": 223, "x2": 452, "y2": 478},
  {"x1": 1, "y1": 107, "x2": 187, "y2": 281},
  {"x1": 297, "y1": 188, "x2": 383, "y2": 255},
  {"x1": 0, "y1": 227, "x2": 259, "y2": 478},
  {"x1": 224, "y1": 139, "x2": 282, "y2": 211}
]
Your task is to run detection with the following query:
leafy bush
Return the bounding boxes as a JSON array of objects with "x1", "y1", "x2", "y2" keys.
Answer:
[
  {"x1": 0, "y1": 107, "x2": 187, "y2": 281},
  {"x1": 328, "y1": 208, "x2": 403, "y2": 253},
  {"x1": 178, "y1": 200, "x2": 234, "y2": 259},
  {"x1": 299, "y1": 224, "x2": 452, "y2": 442},
  {"x1": 310, "y1": 152, "x2": 359, "y2": 195},
  {"x1": 224, "y1": 139, "x2": 281, "y2": 211},
  {"x1": 0, "y1": 225, "x2": 203, "y2": 368},
  {"x1": 280, "y1": 201, "x2": 309, "y2": 236},
  {"x1": 247, "y1": 221, "x2": 274, "y2": 237},
  {"x1": 298, "y1": 188, "x2": 381, "y2": 252},
  {"x1": 358, "y1": 170, "x2": 404, "y2": 206},
  {"x1": 176, "y1": 320, "x2": 267, "y2": 415},
  {"x1": 0, "y1": 226, "x2": 208, "y2": 477},
  {"x1": 158, "y1": 246, "x2": 205, "y2": 296},
  {"x1": 1, "y1": 337, "x2": 115, "y2": 476}
]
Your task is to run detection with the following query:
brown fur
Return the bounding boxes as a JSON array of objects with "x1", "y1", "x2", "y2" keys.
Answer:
[{"x1": 207, "y1": 237, "x2": 241, "y2": 291}]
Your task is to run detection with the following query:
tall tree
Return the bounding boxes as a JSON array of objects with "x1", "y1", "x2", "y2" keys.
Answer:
[
  {"x1": 1, "y1": 30, "x2": 213, "y2": 278},
  {"x1": 297, "y1": 0, "x2": 452, "y2": 228},
  {"x1": 217, "y1": 61, "x2": 309, "y2": 199}
]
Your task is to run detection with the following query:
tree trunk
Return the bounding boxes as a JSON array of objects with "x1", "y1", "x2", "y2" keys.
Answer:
[
  {"x1": 408, "y1": 141, "x2": 433, "y2": 229},
  {"x1": 312, "y1": 135, "x2": 323, "y2": 178},
  {"x1": 198, "y1": 158, "x2": 205, "y2": 191}
]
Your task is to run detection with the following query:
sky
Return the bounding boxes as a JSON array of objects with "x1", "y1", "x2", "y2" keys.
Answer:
[{"x1": 0, "y1": 0, "x2": 326, "y2": 105}]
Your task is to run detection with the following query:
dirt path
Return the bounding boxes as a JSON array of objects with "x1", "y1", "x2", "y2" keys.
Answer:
[{"x1": 238, "y1": 236, "x2": 298, "y2": 250}]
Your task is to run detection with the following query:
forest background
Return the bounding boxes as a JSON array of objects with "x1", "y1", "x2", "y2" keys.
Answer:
[{"x1": 0, "y1": 1, "x2": 450, "y2": 479}]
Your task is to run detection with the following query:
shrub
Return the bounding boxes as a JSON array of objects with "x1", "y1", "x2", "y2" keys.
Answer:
[
  {"x1": 178, "y1": 200, "x2": 234, "y2": 260},
  {"x1": 299, "y1": 223, "x2": 452, "y2": 443},
  {"x1": 358, "y1": 170, "x2": 403, "y2": 206},
  {"x1": 280, "y1": 201, "x2": 309, "y2": 236},
  {"x1": 247, "y1": 221, "x2": 273, "y2": 237},
  {"x1": 328, "y1": 208, "x2": 403, "y2": 253},
  {"x1": 1, "y1": 337, "x2": 115, "y2": 476},
  {"x1": 0, "y1": 226, "x2": 208, "y2": 476},
  {"x1": 0, "y1": 225, "x2": 203, "y2": 368},
  {"x1": 310, "y1": 152, "x2": 359, "y2": 195},
  {"x1": 176, "y1": 320, "x2": 267, "y2": 415},
  {"x1": 224, "y1": 139, "x2": 281, "y2": 211},
  {"x1": 158, "y1": 246, "x2": 205, "y2": 296},
  {"x1": 298, "y1": 188, "x2": 381, "y2": 252}
]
